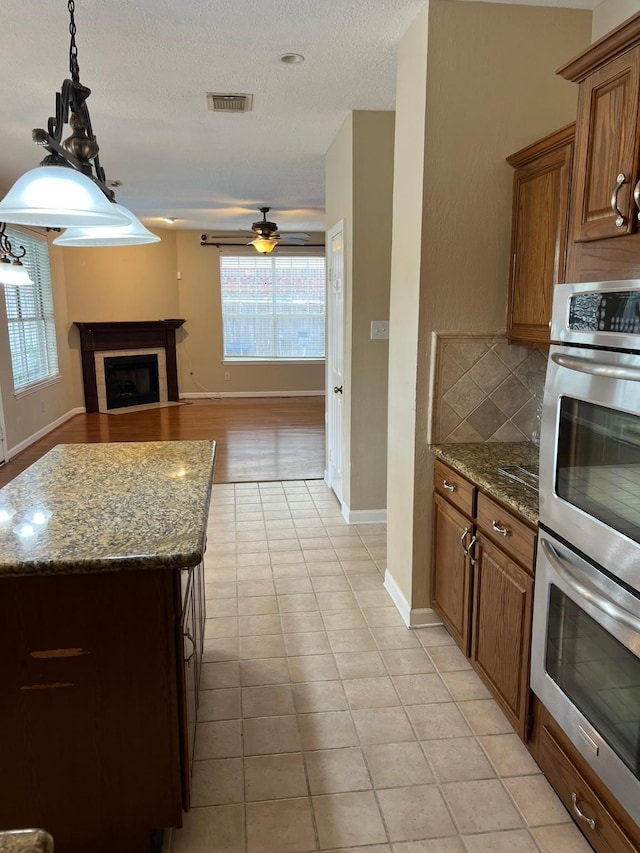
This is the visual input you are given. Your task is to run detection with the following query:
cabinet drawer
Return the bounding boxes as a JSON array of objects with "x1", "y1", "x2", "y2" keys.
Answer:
[
  {"x1": 434, "y1": 461, "x2": 475, "y2": 517},
  {"x1": 476, "y1": 492, "x2": 536, "y2": 570},
  {"x1": 539, "y1": 720, "x2": 638, "y2": 853}
]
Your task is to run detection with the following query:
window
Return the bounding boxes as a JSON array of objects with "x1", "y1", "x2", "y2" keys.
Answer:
[
  {"x1": 3, "y1": 228, "x2": 59, "y2": 392},
  {"x1": 220, "y1": 254, "x2": 325, "y2": 360}
]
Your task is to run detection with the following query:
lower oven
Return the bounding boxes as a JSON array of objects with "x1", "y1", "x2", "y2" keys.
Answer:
[{"x1": 531, "y1": 529, "x2": 640, "y2": 826}]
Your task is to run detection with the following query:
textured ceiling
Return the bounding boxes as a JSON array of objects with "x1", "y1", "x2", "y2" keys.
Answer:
[{"x1": 0, "y1": 0, "x2": 594, "y2": 233}]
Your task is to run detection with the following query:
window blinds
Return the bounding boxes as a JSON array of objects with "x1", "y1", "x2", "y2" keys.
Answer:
[
  {"x1": 3, "y1": 228, "x2": 59, "y2": 390},
  {"x1": 220, "y1": 255, "x2": 326, "y2": 360}
]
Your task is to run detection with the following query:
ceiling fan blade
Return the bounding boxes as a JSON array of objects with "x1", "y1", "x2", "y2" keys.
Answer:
[{"x1": 278, "y1": 232, "x2": 310, "y2": 241}]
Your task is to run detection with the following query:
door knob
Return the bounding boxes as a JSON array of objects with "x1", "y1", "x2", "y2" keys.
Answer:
[{"x1": 333, "y1": 386, "x2": 343, "y2": 394}]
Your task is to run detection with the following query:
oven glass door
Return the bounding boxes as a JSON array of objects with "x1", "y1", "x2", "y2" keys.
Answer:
[
  {"x1": 556, "y1": 397, "x2": 640, "y2": 544},
  {"x1": 546, "y1": 583, "x2": 640, "y2": 778},
  {"x1": 532, "y1": 532, "x2": 640, "y2": 825}
]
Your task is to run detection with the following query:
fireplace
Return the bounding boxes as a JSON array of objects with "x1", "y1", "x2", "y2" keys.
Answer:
[
  {"x1": 104, "y1": 353, "x2": 160, "y2": 409},
  {"x1": 74, "y1": 320, "x2": 185, "y2": 413}
]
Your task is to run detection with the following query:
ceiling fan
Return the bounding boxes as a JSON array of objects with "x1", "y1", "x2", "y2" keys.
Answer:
[{"x1": 200, "y1": 207, "x2": 311, "y2": 253}]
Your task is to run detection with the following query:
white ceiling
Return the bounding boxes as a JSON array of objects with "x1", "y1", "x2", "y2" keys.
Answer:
[{"x1": 0, "y1": 0, "x2": 595, "y2": 235}]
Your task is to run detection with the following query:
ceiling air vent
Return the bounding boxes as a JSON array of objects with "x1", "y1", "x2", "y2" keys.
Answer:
[{"x1": 206, "y1": 93, "x2": 253, "y2": 113}]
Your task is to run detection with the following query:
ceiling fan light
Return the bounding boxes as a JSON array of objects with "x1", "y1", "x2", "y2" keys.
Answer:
[
  {"x1": 53, "y1": 203, "x2": 161, "y2": 247},
  {"x1": 0, "y1": 258, "x2": 34, "y2": 287},
  {"x1": 251, "y1": 236, "x2": 278, "y2": 254},
  {"x1": 0, "y1": 166, "x2": 131, "y2": 228}
]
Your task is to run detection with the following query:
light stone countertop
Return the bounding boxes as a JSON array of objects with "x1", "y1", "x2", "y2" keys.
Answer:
[
  {"x1": 0, "y1": 440, "x2": 216, "y2": 577},
  {"x1": 0, "y1": 829, "x2": 53, "y2": 852},
  {"x1": 430, "y1": 442, "x2": 539, "y2": 526}
]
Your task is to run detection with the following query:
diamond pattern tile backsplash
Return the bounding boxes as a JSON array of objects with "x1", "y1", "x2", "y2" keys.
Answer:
[{"x1": 432, "y1": 333, "x2": 547, "y2": 443}]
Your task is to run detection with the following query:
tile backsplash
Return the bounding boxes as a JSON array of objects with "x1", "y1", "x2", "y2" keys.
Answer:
[{"x1": 431, "y1": 333, "x2": 547, "y2": 443}]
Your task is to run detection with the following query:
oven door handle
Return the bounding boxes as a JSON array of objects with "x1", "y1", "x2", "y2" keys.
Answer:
[
  {"x1": 540, "y1": 539, "x2": 640, "y2": 634},
  {"x1": 551, "y1": 352, "x2": 640, "y2": 382}
]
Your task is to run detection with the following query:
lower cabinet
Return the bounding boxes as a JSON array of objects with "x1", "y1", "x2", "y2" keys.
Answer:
[
  {"x1": 431, "y1": 462, "x2": 536, "y2": 741},
  {"x1": 471, "y1": 535, "x2": 533, "y2": 740},
  {"x1": 530, "y1": 700, "x2": 640, "y2": 852},
  {"x1": 432, "y1": 493, "x2": 473, "y2": 655}
]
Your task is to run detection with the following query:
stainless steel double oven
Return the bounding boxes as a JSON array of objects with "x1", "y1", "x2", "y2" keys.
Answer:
[{"x1": 532, "y1": 280, "x2": 640, "y2": 827}]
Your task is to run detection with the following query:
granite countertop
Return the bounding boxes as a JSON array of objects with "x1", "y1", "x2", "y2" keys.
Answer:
[
  {"x1": 0, "y1": 440, "x2": 216, "y2": 577},
  {"x1": 0, "y1": 829, "x2": 53, "y2": 852},
  {"x1": 430, "y1": 442, "x2": 539, "y2": 526}
]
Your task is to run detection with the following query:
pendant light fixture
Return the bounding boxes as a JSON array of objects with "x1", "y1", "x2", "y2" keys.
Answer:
[
  {"x1": 0, "y1": 1, "x2": 155, "y2": 245},
  {"x1": 53, "y1": 204, "x2": 160, "y2": 247},
  {"x1": 0, "y1": 224, "x2": 34, "y2": 287}
]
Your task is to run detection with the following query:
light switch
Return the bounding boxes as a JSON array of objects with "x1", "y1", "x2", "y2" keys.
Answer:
[{"x1": 370, "y1": 321, "x2": 389, "y2": 340}]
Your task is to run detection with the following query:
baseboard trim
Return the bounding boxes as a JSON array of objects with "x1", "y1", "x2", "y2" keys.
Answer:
[
  {"x1": 383, "y1": 569, "x2": 411, "y2": 626},
  {"x1": 383, "y1": 570, "x2": 442, "y2": 628},
  {"x1": 180, "y1": 390, "x2": 324, "y2": 399},
  {"x1": 8, "y1": 406, "x2": 86, "y2": 460},
  {"x1": 341, "y1": 505, "x2": 387, "y2": 525}
]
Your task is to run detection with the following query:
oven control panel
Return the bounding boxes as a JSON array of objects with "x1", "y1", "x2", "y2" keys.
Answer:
[{"x1": 569, "y1": 291, "x2": 640, "y2": 334}]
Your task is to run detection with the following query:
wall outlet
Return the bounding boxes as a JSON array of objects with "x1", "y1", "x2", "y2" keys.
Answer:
[
  {"x1": 370, "y1": 320, "x2": 389, "y2": 340},
  {"x1": 224, "y1": 371, "x2": 231, "y2": 381}
]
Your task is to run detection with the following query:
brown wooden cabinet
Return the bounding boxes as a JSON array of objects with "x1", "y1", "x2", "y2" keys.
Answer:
[
  {"x1": 432, "y1": 493, "x2": 474, "y2": 655},
  {"x1": 506, "y1": 124, "x2": 574, "y2": 344},
  {"x1": 558, "y1": 13, "x2": 640, "y2": 281},
  {"x1": 431, "y1": 461, "x2": 536, "y2": 739},
  {"x1": 530, "y1": 700, "x2": 640, "y2": 852}
]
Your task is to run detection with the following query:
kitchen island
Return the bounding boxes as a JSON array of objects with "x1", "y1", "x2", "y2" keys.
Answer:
[{"x1": 0, "y1": 441, "x2": 215, "y2": 853}]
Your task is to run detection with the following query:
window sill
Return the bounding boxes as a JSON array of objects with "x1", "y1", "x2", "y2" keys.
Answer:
[{"x1": 13, "y1": 374, "x2": 62, "y2": 399}]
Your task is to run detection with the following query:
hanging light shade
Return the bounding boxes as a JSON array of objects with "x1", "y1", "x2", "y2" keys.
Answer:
[
  {"x1": 0, "y1": 166, "x2": 130, "y2": 229},
  {"x1": 0, "y1": 0, "x2": 148, "y2": 234},
  {"x1": 0, "y1": 222, "x2": 34, "y2": 286},
  {"x1": 53, "y1": 203, "x2": 160, "y2": 246},
  {"x1": 0, "y1": 258, "x2": 33, "y2": 287},
  {"x1": 250, "y1": 236, "x2": 278, "y2": 254}
]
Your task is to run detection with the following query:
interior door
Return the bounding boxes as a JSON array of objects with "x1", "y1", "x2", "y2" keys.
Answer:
[{"x1": 326, "y1": 220, "x2": 345, "y2": 503}]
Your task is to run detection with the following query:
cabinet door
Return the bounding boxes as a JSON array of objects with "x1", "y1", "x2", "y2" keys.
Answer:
[
  {"x1": 571, "y1": 47, "x2": 640, "y2": 242},
  {"x1": 431, "y1": 494, "x2": 473, "y2": 656},
  {"x1": 179, "y1": 570, "x2": 198, "y2": 810},
  {"x1": 507, "y1": 135, "x2": 573, "y2": 344},
  {"x1": 471, "y1": 536, "x2": 533, "y2": 740}
]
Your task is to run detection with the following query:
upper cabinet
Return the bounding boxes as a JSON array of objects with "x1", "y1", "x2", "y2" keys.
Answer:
[
  {"x1": 558, "y1": 13, "x2": 640, "y2": 281},
  {"x1": 567, "y1": 49, "x2": 640, "y2": 242},
  {"x1": 506, "y1": 124, "x2": 574, "y2": 344}
]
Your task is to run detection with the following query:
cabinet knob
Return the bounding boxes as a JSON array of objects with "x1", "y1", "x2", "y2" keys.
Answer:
[
  {"x1": 460, "y1": 527, "x2": 470, "y2": 556},
  {"x1": 333, "y1": 385, "x2": 343, "y2": 394},
  {"x1": 443, "y1": 480, "x2": 457, "y2": 492},
  {"x1": 611, "y1": 173, "x2": 628, "y2": 227}
]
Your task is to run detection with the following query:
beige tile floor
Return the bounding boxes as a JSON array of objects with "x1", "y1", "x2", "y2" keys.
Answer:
[{"x1": 168, "y1": 480, "x2": 593, "y2": 853}]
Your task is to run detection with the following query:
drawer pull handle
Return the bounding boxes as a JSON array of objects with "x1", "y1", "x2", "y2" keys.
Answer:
[
  {"x1": 185, "y1": 630, "x2": 196, "y2": 665},
  {"x1": 571, "y1": 793, "x2": 596, "y2": 831},
  {"x1": 443, "y1": 480, "x2": 457, "y2": 492},
  {"x1": 491, "y1": 520, "x2": 509, "y2": 537},
  {"x1": 611, "y1": 172, "x2": 628, "y2": 227}
]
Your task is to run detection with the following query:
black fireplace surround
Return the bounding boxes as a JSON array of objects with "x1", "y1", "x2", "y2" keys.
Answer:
[{"x1": 74, "y1": 320, "x2": 185, "y2": 413}]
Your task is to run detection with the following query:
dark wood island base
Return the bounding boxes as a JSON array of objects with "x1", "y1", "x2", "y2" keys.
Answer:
[{"x1": 0, "y1": 442, "x2": 213, "y2": 852}]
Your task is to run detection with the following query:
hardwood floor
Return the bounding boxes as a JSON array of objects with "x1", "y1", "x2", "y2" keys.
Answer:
[{"x1": 0, "y1": 397, "x2": 326, "y2": 487}]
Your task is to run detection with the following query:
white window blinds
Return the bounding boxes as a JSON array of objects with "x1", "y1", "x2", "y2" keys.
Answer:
[
  {"x1": 220, "y1": 255, "x2": 326, "y2": 360},
  {"x1": 3, "y1": 228, "x2": 59, "y2": 391}
]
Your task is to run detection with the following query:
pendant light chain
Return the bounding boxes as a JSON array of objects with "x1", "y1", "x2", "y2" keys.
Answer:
[{"x1": 68, "y1": 0, "x2": 80, "y2": 83}]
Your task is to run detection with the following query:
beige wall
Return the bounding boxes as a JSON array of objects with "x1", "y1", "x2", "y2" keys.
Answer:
[
  {"x1": 0, "y1": 230, "x2": 78, "y2": 454},
  {"x1": 61, "y1": 228, "x2": 324, "y2": 399},
  {"x1": 325, "y1": 111, "x2": 395, "y2": 513},
  {"x1": 592, "y1": 0, "x2": 640, "y2": 40},
  {"x1": 387, "y1": 0, "x2": 592, "y2": 613}
]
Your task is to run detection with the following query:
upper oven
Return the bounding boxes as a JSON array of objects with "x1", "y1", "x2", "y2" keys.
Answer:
[{"x1": 539, "y1": 280, "x2": 640, "y2": 593}]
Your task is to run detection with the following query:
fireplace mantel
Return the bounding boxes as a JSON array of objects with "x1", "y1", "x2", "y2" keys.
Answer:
[{"x1": 75, "y1": 320, "x2": 185, "y2": 413}]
